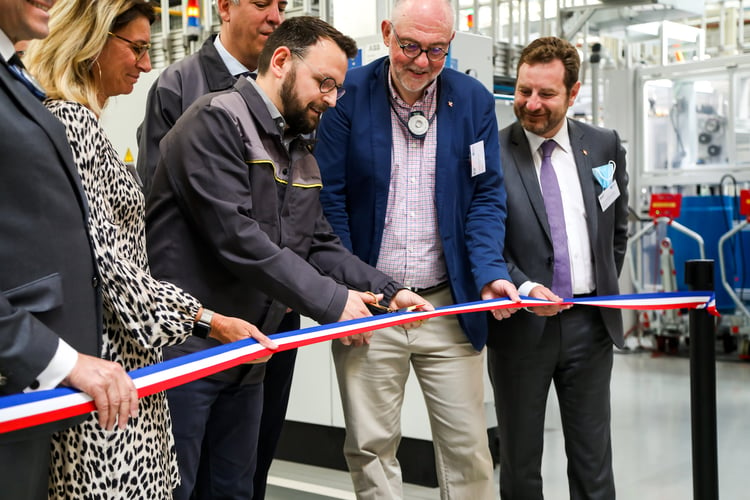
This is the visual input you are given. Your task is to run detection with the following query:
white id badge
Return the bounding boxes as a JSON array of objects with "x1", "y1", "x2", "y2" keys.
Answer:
[
  {"x1": 598, "y1": 182, "x2": 620, "y2": 211},
  {"x1": 470, "y1": 141, "x2": 486, "y2": 177}
]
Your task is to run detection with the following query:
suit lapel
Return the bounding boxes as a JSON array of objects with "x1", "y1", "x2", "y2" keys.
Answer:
[
  {"x1": 568, "y1": 119, "x2": 599, "y2": 250},
  {"x1": 509, "y1": 122, "x2": 552, "y2": 243},
  {"x1": 0, "y1": 63, "x2": 91, "y2": 219},
  {"x1": 434, "y1": 75, "x2": 451, "y2": 216},
  {"x1": 370, "y1": 60, "x2": 394, "y2": 233}
]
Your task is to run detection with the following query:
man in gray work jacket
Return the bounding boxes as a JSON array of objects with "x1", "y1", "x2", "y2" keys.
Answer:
[
  {"x1": 136, "y1": 3, "x2": 290, "y2": 497},
  {"x1": 145, "y1": 17, "x2": 428, "y2": 500}
]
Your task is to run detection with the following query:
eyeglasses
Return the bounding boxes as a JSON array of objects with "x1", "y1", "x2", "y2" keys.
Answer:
[
  {"x1": 390, "y1": 23, "x2": 449, "y2": 62},
  {"x1": 292, "y1": 52, "x2": 346, "y2": 100},
  {"x1": 107, "y1": 31, "x2": 151, "y2": 62}
]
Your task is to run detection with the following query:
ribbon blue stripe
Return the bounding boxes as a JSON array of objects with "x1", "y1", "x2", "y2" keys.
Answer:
[{"x1": 0, "y1": 291, "x2": 715, "y2": 413}]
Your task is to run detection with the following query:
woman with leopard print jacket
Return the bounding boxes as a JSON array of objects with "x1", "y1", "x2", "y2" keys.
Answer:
[{"x1": 25, "y1": 1, "x2": 276, "y2": 498}]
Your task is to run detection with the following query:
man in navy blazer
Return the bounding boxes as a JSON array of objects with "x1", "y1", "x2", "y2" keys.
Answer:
[
  {"x1": 487, "y1": 37, "x2": 629, "y2": 499},
  {"x1": 0, "y1": 3, "x2": 137, "y2": 499},
  {"x1": 315, "y1": 0, "x2": 518, "y2": 497}
]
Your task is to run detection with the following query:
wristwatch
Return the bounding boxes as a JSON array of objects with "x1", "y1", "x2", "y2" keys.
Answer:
[{"x1": 193, "y1": 308, "x2": 214, "y2": 338}]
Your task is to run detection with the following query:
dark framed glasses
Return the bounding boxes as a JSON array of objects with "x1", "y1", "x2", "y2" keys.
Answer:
[
  {"x1": 390, "y1": 23, "x2": 449, "y2": 62},
  {"x1": 292, "y1": 52, "x2": 346, "y2": 100},
  {"x1": 108, "y1": 31, "x2": 151, "y2": 62}
]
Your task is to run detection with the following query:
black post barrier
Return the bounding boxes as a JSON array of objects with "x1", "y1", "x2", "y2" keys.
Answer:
[{"x1": 685, "y1": 259, "x2": 719, "y2": 500}]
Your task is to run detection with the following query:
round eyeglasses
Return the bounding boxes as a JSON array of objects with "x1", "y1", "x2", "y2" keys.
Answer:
[
  {"x1": 390, "y1": 23, "x2": 449, "y2": 62},
  {"x1": 108, "y1": 32, "x2": 151, "y2": 62},
  {"x1": 293, "y1": 52, "x2": 346, "y2": 100}
]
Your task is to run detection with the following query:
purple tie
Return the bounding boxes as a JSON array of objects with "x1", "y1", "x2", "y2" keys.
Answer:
[{"x1": 539, "y1": 140, "x2": 572, "y2": 298}]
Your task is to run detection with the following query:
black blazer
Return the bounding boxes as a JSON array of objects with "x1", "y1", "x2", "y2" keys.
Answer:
[
  {"x1": 0, "y1": 58, "x2": 101, "y2": 430},
  {"x1": 488, "y1": 119, "x2": 629, "y2": 350}
]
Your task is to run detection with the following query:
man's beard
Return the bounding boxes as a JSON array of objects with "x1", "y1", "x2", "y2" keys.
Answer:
[
  {"x1": 514, "y1": 102, "x2": 567, "y2": 137},
  {"x1": 280, "y1": 69, "x2": 323, "y2": 136}
]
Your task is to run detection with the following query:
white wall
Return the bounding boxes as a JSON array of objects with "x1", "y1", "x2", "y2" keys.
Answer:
[
  {"x1": 331, "y1": 0, "x2": 379, "y2": 39},
  {"x1": 100, "y1": 69, "x2": 161, "y2": 162}
]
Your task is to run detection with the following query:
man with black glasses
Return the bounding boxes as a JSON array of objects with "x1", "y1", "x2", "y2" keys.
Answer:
[
  {"x1": 314, "y1": 0, "x2": 519, "y2": 498},
  {"x1": 145, "y1": 17, "x2": 428, "y2": 500}
]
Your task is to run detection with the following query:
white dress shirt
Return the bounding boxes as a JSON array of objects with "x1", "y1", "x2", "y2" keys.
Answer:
[{"x1": 520, "y1": 119, "x2": 595, "y2": 296}]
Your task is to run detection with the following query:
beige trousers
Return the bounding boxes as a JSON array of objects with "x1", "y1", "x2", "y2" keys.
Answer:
[{"x1": 332, "y1": 286, "x2": 495, "y2": 500}]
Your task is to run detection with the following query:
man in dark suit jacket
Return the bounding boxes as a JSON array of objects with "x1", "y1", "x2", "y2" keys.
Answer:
[
  {"x1": 0, "y1": 5, "x2": 137, "y2": 499},
  {"x1": 487, "y1": 36, "x2": 629, "y2": 500}
]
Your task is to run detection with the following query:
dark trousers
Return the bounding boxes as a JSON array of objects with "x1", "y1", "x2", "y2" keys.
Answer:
[
  {"x1": 168, "y1": 374, "x2": 263, "y2": 500},
  {"x1": 252, "y1": 313, "x2": 299, "y2": 500},
  {"x1": 488, "y1": 306, "x2": 615, "y2": 500},
  {"x1": 0, "y1": 434, "x2": 51, "y2": 500}
]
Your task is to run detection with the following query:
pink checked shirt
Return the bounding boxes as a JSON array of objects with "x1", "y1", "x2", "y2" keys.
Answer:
[{"x1": 375, "y1": 74, "x2": 447, "y2": 290}]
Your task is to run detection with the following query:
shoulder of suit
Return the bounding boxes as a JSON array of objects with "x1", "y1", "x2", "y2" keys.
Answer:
[
  {"x1": 567, "y1": 117, "x2": 614, "y2": 136},
  {"x1": 440, "y1": 67, "x2": 490, "y2": 96},
  {"x1": 348, "y1": 56, "x2": 384, "y2": 82},
  {"x1": 156, "y1": 51, "x2": 202, "y2": 88},
  {"x1": 499, "y1": 121, "x2": 522, "y2": 139}
]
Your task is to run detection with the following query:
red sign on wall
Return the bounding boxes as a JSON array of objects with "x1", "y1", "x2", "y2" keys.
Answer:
[
  {"x1": 649, "y1": 193, "x2": 683, "y2": 219},
  {"x1": 740, "y1": 190, "x2": 750, "y2": 217}
]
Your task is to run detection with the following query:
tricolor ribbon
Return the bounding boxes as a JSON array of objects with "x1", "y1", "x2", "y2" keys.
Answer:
[{"x1": 0, "y1": 291, "x2": 716, "y2": 434}]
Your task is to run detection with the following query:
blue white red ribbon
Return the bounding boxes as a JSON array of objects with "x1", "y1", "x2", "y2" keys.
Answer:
[{"x1": 0, "y1": 291, "x2": 716, "y2": 434}]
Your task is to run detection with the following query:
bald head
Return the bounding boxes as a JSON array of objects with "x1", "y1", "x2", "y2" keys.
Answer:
[{"x1": 391, "y1": 0, "x2": 454, "y2": 31}]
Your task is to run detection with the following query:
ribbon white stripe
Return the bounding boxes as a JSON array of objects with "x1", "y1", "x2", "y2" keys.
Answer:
[{"x1": 0, "y1": 291, "x2": 715, "y2": 433}]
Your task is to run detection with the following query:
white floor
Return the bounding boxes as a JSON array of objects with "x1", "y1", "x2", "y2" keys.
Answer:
[{"x1": 266, "y1": 350, "x2": 750, "y2": 499}]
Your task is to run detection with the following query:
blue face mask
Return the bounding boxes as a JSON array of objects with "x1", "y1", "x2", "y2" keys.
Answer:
[{"x1": 593, "y1": 161, "x2": 616, "y2": 189}]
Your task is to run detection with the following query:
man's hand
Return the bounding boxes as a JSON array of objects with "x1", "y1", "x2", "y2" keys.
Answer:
[
  {"x1": 209, "y1": 313, "x2": 278, "y2": 351},
  {"x1": 61, "y1": 354, "x2": 138, "y2": 431},
  {"x1": 388, "y1": 288, "x2": 433, "y2": 331},
  {"x1": 527, "y1": 285, "x2": 572, "y2": 316},
  {"x1": 481, "y1": 279, "x2": 522, "y2": 320},
  {"x1": 209, "y1": 313, "x2": 278, "y2": 364},
  {"x1": 337, "y1": 290, "x2": 377, "y2": 347}
]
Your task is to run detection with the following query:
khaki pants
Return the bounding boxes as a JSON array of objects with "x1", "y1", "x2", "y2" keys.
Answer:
[{"x1": 332, "y1": 286, "x2": 495, "y2": 500}]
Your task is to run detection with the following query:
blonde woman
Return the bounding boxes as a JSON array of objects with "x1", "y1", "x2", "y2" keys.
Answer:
[{"x1": 26, "y1": 1, "x2": 275, "y2": 498}]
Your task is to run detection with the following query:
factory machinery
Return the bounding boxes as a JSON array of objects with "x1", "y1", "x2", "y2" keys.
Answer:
[{"x1": 627, "y1": 189, "x2": 750, "y2": 359}]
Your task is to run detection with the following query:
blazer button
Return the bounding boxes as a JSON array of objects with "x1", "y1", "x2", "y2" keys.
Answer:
[
  {"x1": 29, "y1": 379, "x2": 40, "y2": 390},
  {"x1": 92, "y1": 276, "x2": 99, "y2": 288}
]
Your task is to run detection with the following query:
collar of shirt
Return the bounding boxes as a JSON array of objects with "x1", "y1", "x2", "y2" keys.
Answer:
[
  {"x1": 244, "y1": 76, "x2": 296, "y2": 149},
  {"x1": 214, "y1": 34, "x2": 252, "y2": 77},
  {"x1": 0, "y1": 30, "x2": 16, "y2": 64},
  {"x1": 523, "y1": 117, "x2": 572, "y2": 161}
]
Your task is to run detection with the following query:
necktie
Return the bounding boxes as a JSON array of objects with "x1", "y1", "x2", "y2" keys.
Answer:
[
  {"x1": 539, "y1": 140, "x2": 572, "y2": 298},
  {"x1": 6, "y1": 54, "x2": 46, "y2": 101}
]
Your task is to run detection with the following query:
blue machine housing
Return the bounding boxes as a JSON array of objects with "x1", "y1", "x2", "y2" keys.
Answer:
[{"x1": 669, "y1": 195, "x2": 749, "y2": 313}]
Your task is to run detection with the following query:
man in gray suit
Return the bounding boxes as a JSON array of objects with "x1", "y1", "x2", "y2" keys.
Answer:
[
  {"x1": 0, "y1": 2, "x2": 137, "y2": 499},
  {"x1": 136, "y1": 5, "x2": 289, "y2": 495},
  {"x1": 487, "y1": 36, "x2": 629, "y2": 500}
]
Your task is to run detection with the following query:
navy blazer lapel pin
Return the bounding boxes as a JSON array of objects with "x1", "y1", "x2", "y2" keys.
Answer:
[
  {"x1": 448, "y1": 101, "x2": 453, "y2": 107},
  {"x1": 582, "y1": 149, "x2": 588, "y2": 156}
]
